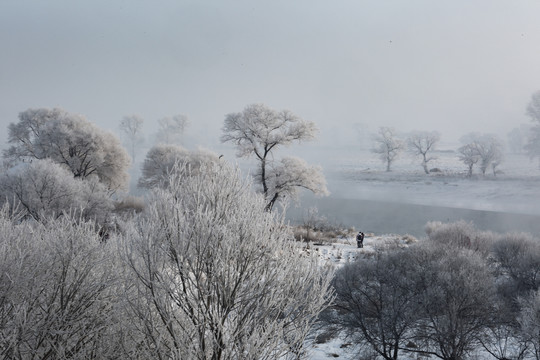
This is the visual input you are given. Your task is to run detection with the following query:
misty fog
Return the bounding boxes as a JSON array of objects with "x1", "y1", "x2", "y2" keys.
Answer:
[{"x1": 2, "y1": 1, "x2": 540, "y2": 236}]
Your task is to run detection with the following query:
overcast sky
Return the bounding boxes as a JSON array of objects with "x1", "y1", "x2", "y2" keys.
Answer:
[{"x1": 2, "y1": 0, "x2": 540, "y2": 151}]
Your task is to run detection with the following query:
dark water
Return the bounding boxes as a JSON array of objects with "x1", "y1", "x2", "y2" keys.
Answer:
[{"x1": 287, "y1": 196, "x2": 540, "y2": 238}]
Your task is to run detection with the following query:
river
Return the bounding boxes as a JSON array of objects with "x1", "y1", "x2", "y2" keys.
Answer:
[{"x1": 286, "y1": 195, "x2": 540, "y2": 238}]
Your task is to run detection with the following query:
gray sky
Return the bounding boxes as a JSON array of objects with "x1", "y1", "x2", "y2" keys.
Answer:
[{"x1": 2, "y1": 0, "x2": 540, "y2": 150}]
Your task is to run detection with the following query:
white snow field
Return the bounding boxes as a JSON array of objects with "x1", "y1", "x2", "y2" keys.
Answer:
[{"x1": 328, "y1": 148, "x2": 540, "y2": 216}]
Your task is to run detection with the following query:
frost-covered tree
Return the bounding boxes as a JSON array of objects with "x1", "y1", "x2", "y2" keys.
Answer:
[
  {"x1": 413, "y1": 245, "x2": 496, "y2": 360},
  {"x1": 156, "y1": 114, "x2": 189, "y2": 145},
  {"x1": 492, "y1": 233, "x2": 540, "y2": 306},
  {"x1": 4, "y1": 108, "x2": 131, "y2": 191},
  {"x1": 264, "y1": 156, "x2": 328, "y2": 211},
  {"x1": 138, "y1": 144, "x2": 219, "y2": 189},
  {"x1": 330, "y1": 236, "x2": 496, "y2": 360},
  {"x1": 371, "y1": 127, "x2": 404, "y2": 172},
  {"x1": 331, "y1": 250, "x2": 420, "y2": 360},
  {"x1": 476, "y1": 135, "x2": 504, "y2": 176},
  {"x1": 0, "y1": 208, "x2": 122, "y2": 359},
  {"x1": 123, "y1": 162, "x2": 333, "y2": 359},
  {"x1": 119, "y1": 114, "x2": 144, "y2": 162},
  {"x1": 407, "y1": 131, "x2": 440, "y2": 174},
  {"x1": 0, "y1": 159, "x2": 113, "y2": 224},
  {"x1": 424, "y1": 220, "x2": 493, "y2": 256},
  {"x1": 458, "y1": 143, "x2": 481, "y2": 176},
  {"x1": 459, "y1": 134, "x2": 504, "y2": 176},
  {"x1": 221, "y1": 103, "x2": 327, "y2": 211},
  {"x1": 525, "y1": 91, "x2": 540, "y2": 168}
]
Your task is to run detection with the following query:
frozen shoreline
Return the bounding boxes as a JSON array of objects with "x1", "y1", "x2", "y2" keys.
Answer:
[{"x1": 288, "y1": 195, "x2": 540, "y2": 238}]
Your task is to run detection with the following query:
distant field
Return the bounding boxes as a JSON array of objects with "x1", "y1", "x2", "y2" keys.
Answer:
[
  {"x1": 324, "y1": 149, "x2": 540, "y2": 216},
  {"x1": 286, "y1": 148, "x2": 540, "y2": 236}
]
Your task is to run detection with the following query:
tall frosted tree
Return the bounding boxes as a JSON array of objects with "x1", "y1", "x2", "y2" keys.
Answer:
[
  {"x1": 123, "y1": 162, "x2": 333, "y2": 359},
  {"x1": 221, "y1": 103, "x2": 328, "y2": 211},
  {"x1": 4, "y1": 108, "x2": 131, "y2": 191}
]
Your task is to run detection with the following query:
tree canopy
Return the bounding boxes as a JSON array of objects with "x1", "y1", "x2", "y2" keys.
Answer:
[
  {"x1": 221, "y1": 103, "x2": 327, "y2": 210},
  {"x1": 138, "y1": 144, "x2": 219, "y2": 189},
  {"x1": 4, "y1": 108, "x2": 131, "y2": 191}
]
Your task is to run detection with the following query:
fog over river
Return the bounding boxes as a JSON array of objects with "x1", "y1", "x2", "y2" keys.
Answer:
[{"x1": 287, "y1": 195, "x2": 540, "y2": 239}]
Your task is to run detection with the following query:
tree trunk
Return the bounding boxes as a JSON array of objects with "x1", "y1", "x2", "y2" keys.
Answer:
[{"x1": 261, "y1": 158, "x2": 268, "y2": 198}]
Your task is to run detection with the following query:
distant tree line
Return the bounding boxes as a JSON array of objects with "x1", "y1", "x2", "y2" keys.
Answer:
[
  {"x1": 370, "y1": 126, "x2": 504, "y2": 176},
  {"x1": 370, "y1": 90, "x2": 540, "y2": 176}
]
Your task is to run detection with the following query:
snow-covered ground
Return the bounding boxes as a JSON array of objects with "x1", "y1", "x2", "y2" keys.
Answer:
[{"x1": 301, "y1": 234, "x2": 416, "y2": 359}]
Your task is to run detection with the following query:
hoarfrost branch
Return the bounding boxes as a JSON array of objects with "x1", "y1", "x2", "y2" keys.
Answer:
[{"x1": 221, "y1": 103, "x2": 328, "y2": 211}]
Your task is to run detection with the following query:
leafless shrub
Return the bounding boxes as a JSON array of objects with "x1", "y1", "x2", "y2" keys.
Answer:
[{"x1": 424, "y1": 220, "x2": 497, "y2": 257}]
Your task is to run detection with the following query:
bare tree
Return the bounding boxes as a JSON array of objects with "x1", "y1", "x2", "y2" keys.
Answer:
[
  {"x1": 4, "y1": 108, "x2": 131, "y2": 191},
  {"x1": 156, "y1": 114, "x2": 190, "y2": 145},
  {"x1": 138, "y1": 144, "x2": 219, "y2": 189},
  {"x1": 119, "y1": 114, "x2": 144, "y2": 162},
  {"x1": 221, "y1": 103, "x2": 327, "y2": 211},
  {"x1": 371, "y1": 127, "x2": 404, "y2": 172},
  {"x1": 407, "y1": 131, "x2": 440, "y2": 174},
  {"x1": 123, "y1": 162, "x2": 333, "y2": 359}
]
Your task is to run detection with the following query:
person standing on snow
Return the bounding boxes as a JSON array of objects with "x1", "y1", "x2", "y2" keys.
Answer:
[{"x1": 356, "y1": 231, "x2": 365, "y2": 248}]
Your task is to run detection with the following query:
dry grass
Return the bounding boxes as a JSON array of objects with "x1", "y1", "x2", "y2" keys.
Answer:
[{"x1": 292, "y1": 223, "x2": 356, "y2": 244}]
